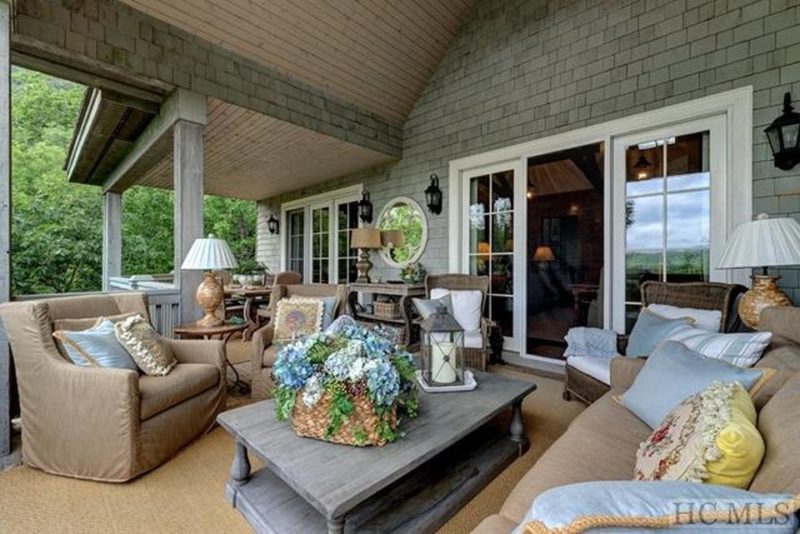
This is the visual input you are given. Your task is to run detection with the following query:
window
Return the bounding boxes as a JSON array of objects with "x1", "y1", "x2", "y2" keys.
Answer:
[
  {"x1": 281, "y1": 186, "x2": 362, "y2": 283},
  {"x1": 286, "y1": 208, "x2": 305, "y2": 280},
  {"x1": 336, "y1": 201, "x2": 359, "y2": 283},
  {"x1": 624, "y1": 132, "x2": 711, "y2": 330}
]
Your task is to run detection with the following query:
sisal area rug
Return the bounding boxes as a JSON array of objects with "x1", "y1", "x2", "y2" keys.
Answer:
[{"x1": 0, "y1": 346, "x2": 583, "y2": 534}]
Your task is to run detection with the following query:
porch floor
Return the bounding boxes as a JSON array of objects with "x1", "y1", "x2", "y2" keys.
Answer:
[{"x1": 0, "y1": 350, "x2": 583, "y2": 533}]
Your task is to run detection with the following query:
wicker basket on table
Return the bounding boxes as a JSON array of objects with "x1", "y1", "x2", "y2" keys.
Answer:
[
  {"x1": 292, "y1": 390, "x2": 397, "y2": 446},
  {"x1": 373, "y1": 301, "x2": 400, "y2": 319}
]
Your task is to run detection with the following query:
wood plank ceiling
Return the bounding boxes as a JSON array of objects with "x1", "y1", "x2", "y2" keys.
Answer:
[
  {"x1": 138, "y1": 98, "x2": 394, "y2": 200},
  {"x1": 120, "y1": 0, "x2": 476, "y2": 122}
]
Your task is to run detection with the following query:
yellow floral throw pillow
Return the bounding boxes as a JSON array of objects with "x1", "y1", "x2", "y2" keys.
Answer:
[
  {"x1": 634, "y1": 381, "x2": 764, "y2": 489},
  {"x1": 114, "y1": 314, "x2": 177, "y2": 376}
]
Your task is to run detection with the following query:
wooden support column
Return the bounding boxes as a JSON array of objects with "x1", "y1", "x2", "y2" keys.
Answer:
[
  {"x1": 102, "y1": 191, "x2": 122, "y2": 291},
  {"x1": 0, "y1": 0, "x2": 12, "y2": 458},
  {"x1": 174, "y1": 120, "x2": 204, "y2": 323}
]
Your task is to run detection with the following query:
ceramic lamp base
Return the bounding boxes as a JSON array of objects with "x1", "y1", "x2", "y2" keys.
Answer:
[
  {"x1": 738, "y1": 274, "x2": 792, "y2": 329},
  {"x1": 196, "y1": 271, "x2": 224, "y2": 327},
  {"x1": 355, "y1": 249, "x2": 373, "y2": 284}
]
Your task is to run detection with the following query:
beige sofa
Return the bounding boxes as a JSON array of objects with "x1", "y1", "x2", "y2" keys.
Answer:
[
  {"x1": 251, "y1": 284, "x2": 348, "y2": 400},
  {"x1": 0, "y1": 293, "x2": 226, "y2": 482},
  {"x1": 474, "y1": 306, "x2": 800, "y2": 533}
]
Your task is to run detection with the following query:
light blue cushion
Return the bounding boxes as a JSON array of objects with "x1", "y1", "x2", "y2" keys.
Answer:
[
  {"x1": 319, "y1": 297, "x2": 337, "y2": 330},
  {"x1": 621, "y1": 340, "x2": 765, "y2": 428},
  {"x1": 514, "y1": 481, "x2": 798, "y2": 533},
  {"x1": 54, "y1": 320, "x2": 138, "y2": 371},
  {"x1": 412, "y1": 294, "x2": 453, "y2": 319},
  {"x1": 626, "y1": 309, "x2": 693, "y2": 357}
]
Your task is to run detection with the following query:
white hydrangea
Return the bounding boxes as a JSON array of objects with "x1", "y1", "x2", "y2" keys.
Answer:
[{"x1": 302, "y1": 374, "x2": 323, "y2": 407}]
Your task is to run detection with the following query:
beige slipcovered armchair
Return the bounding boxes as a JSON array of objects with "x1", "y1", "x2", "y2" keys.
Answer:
[
  {"x1": 0, "y1": 293, "x2": 226, "y2": 482},
  {"x1": 251, "y1": 284, "x2": 348, "y2": 400}
]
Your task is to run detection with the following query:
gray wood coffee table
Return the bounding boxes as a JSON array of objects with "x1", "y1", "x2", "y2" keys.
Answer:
[{"x1": 217, "y1": 372, "x2": 536, "y2": 533}]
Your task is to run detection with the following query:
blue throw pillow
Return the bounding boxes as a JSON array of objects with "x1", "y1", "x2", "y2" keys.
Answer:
[
  {"x1": 53, "y1": 319, "x2": 138, "y2": 371},
  {"x1": 621, "y1": 341, "x2": 767, "y2": 428},
  {"x1": 626, "y1": 309, "x2": 694, "y2": 357},
  {"x1": 514, "y1": 481, "x2": 798, "y2": 533}
]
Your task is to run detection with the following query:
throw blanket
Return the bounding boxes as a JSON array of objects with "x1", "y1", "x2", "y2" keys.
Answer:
[{"x1": 564, "y1": 327, "x2": 618, "y2": 359}]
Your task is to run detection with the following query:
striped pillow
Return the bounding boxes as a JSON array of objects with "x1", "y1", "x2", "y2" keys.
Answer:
[{"x1": 665, "y1": 326, "x2": 771, "y2": 367}]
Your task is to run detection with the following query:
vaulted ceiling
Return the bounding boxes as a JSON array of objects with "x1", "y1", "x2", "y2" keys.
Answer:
[{"x1": 119, "y1": 0, "x2": 476, "y2": 122}]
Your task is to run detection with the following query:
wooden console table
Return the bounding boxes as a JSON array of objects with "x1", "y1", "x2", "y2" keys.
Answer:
[{"x1": 347, "y1": 282, "x2": 425, "y2": 346}]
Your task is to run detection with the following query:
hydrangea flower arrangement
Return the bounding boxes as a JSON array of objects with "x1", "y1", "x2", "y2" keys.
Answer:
[
  {"x1": 400, "y1": 261, "x2": 426, "y2": 284},
  {"x1": 273, "y1": 323, "x2": 418, "y2": 446}
]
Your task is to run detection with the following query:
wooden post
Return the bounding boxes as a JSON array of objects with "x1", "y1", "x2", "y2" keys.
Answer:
[
  {"x1": 174, "y1": 119, "x2": 204, "y2": 323},
  {"x1": 0, "y1": 0, "x2": 11, "y2": 458},
  {"x1": 102, "y1": 191, "x2": 122, "y2": 291}
]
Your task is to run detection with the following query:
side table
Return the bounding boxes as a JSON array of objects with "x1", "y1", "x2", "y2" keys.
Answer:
[{"x1": 173, "y1": 322, "x2": 249, "y2": 394}]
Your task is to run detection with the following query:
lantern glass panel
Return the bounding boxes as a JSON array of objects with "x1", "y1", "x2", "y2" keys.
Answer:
[
  {"x1": 784, "y1": 123, "x2": 799, "y2": 150},
  {"x1": 422, "y1": 330, "x2": 464, "y2": 386},
  {"x1": 766, "y1": 128, "x2": 781, "y2": 153}
]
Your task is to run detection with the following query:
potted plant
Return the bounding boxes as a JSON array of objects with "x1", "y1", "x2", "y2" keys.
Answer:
[
  {"x1": 273, "y1": 324, "x2": 418, "y2": 446},
  {"x1": 399, "y1": 262, "x2": 426, "y2": 284}
]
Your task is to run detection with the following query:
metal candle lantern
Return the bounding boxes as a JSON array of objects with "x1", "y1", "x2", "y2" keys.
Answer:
[{"x1": 420, "y1": 303, "x2": 465, "y2": 387}]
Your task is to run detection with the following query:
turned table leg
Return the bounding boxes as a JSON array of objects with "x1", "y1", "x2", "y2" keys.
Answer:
[
  {"x1": 509, "y1": 400, "x2": 529, "y2": 455},
  {"x1": 327, "y1": 517, "x2": 345, "y2": 534},
  {"x1": 231, "y1": 440, "x2": 251, "y2": 487}
]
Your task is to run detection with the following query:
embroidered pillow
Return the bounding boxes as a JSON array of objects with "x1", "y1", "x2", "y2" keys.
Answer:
[
  {"x1": 288, "y1": 296, "x2": 337, "y2": 330},
  {"x1": 626, "y1": 309, "x2": 694, "y2": 357},
  {"x1": 113, "y1": 315, "x2": 176, "y2": 376},
  {"x1": 53, "y1": 319, "x2": 138, "y2": 371},
  {"x1": 274, "y1": 298, "x2": 323, "y2": 342},
  {"x1": 513, "y1": 481, "x2": 798, "y2": 533},
  {"x1": 666, "y1": 325, "x2": 772, "y2": 367},
  {"x1": 635, "y1": 381, "x2": 765, "y2": 489}
]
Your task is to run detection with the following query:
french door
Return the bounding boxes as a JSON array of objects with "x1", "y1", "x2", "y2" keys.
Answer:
[
  {"x1": 611, "y1": 115, "x2": 728, "y2": 332},
  {"x1": 460, "y1": 161, "x2": 524, "y2": 349}
]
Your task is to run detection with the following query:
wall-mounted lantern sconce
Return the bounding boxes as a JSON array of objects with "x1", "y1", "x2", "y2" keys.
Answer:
[
  {"x1": 424, "y1": 173, "x2": 443, "y2": 215},
  {"x1": 633, "y1": 154, "x2": 652, "y2": 180},
  {"x1": 358, "y1": 190, "x2": 373, "y2": 223},
  {"x1": 765, "y1": 92, "x2": 800, "y2": 171},
  {"x1": 267, "y1": 214, "x2": 279, "y2": 235}
]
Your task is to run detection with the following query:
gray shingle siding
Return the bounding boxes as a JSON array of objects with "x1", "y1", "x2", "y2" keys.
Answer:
[{"x1": 257, "y1": 0, "x2": 800, "y2": 300}]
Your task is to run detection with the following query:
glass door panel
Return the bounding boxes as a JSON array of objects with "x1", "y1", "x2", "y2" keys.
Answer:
[
  {"x1": 286, "y1": 208, "x2": 305, "y2": 280},
  {"x1": 467, "y1": 169, "x2": 515, "y2": 338},
  {"x1": 526, "y1": 143, "x2": 605, "y2": 359},
  {"x1": 311, "y1": 206, "x2": 330, "y2": 284},
  {"x1": 623, "y1": 131, "x2": 711, "y2": 331},
  {"x1": 335, "y1": 200, "x2": 359, "y2": 283}
]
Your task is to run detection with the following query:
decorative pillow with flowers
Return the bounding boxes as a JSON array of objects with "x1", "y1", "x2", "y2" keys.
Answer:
[{"x1": 634, "y1": 381, "x2": 765, "y2": 489}]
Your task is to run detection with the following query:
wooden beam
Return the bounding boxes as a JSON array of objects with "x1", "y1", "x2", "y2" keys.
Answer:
[
  {"x1": 103, "y1": 89, "x2": 206, "y2": 193},
  {"x1": 102, "y1": 192, "x2": 122, "y2": 291},
  {"x1": 0, "y1": 0, "x2": 12, "y2": 458},
  {"x1": 173, "y1": 120, "x2": 205, "y2": 323}
]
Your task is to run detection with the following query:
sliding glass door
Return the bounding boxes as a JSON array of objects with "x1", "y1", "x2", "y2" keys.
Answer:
[{"x1": 612, "y1": 115, "x2": 727, "y2": 332}]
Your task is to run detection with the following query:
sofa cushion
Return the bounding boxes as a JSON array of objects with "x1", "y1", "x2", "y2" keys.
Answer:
[
  {"x1": 471, "y1": 514, "x2": 517, "y2": 534},
  {"x1": 620, "y1": 341, "x2": 769, "y2": 428},
  {"x1": 262, "y1": 345, "x2": 279, "y2": 368},
  {"x1": 647, "y1": 303, "x2": 722, "y2": 332},
  {"x1": 52, "y1": 311, "x2": 139, "y2": 333},
  {"x1": 752, "y1": 342, "x2": 800, "y2": 409},
  {"x1": 749, "y1": 373, "x2": 800, "y2": 495},
  {"x1": 665, "y1": 326, "x2": 772, "y2": 368},
  {"x1": 139, "y1": 363, "x2": 219, "y2": 420},
  {"x1": 53, "y1": 319, "x2": 138, "y2": 371},
  {"x1": 514, "y1": 481, "x2": 798, "y2": 533},
  {"x1": 500, "y1": 392, "x2": 651, "y2": 523},
  {"x1": 566, "y1": 356, "x2": 611, "y2": 385},
  {"x1": 626, "y1": 309, "x2": 693, "y2": 357}
]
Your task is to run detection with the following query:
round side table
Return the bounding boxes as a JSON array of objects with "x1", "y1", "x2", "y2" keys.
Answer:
[{"x1": 173, "y1": 322, "x2": 249, "y2": 394}]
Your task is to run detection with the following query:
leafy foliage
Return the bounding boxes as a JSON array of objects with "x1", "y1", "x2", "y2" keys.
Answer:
[
  {"x1": 377, "y1": 202, "x2": 423, "y2": 264},
  {"x1": 11, "y1": 67, "x2": 257, "y2": 295}
]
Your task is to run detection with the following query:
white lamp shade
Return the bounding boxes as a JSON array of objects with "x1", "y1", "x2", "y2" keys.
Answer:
[
  {"x1": 180, "y1": 235, "x2": 239, "y2": 270},
  {"x1": 718, "y1": 213, "x2": 800, "y2": 269}
]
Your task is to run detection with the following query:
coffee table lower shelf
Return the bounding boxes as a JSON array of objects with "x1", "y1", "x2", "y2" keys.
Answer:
[{"x1": 226, "y1": 427, "x2": 524, "y2": 534}]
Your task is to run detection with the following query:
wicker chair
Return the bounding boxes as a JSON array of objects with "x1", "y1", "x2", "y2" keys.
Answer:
[
  {"x1": 255, "y1": 271, "x2": 303, "y2": 324},
  {"x1": 563, "y1": 280, "x2": 747, "y2": 404},
  {"x1": 421, "y1": 274, "x2": 494, "y2": 371}
]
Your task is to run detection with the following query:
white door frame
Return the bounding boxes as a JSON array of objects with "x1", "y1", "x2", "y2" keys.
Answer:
[{"x1": 448, "y1": 87, "x2": 753, "y2": 353}]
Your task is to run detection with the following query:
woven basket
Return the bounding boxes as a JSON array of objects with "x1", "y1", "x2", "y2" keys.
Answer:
[
  {"x1": 292, "y1": 390, "x2": 397, "y2": 446},
  {"x1": 374, "y1": 301, "x2": 400, "y2": 319}
]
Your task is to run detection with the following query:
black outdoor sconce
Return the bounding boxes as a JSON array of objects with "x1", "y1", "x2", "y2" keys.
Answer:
[
  {"x1": 358, "y1": 190, "x2": 373, "y2": 223},
  {"x1": 267, "y1": 214, "x2": 279, "y2": 235},
  {"x1": 425, "y1": 173, "x2": 443, "y2": 215},
  {"x1": 765, "y1": 92, "x2": 800, "y2": 171}
]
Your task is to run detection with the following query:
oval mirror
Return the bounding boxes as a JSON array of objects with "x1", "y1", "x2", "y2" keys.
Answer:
[{"x1": 377, "y1": 197, "x2": 428, "y2": 267}]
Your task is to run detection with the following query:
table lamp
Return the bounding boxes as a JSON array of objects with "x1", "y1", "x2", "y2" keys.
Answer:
[
  {"x1": 381, "y1": 230, "x2": 405, "y2": 250},
  {"x1": 351, "y1": 228, "x2": 383, "y2": 283},
  {"x1": 533, "y1": 245, "x2": 555, "y2": 263},
  {"x1": 180, "y1": 234, "x2": 239, "y2": 327},
  {"x1": 718, "y1": 213, "x2": 800, "y2": 328}
]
